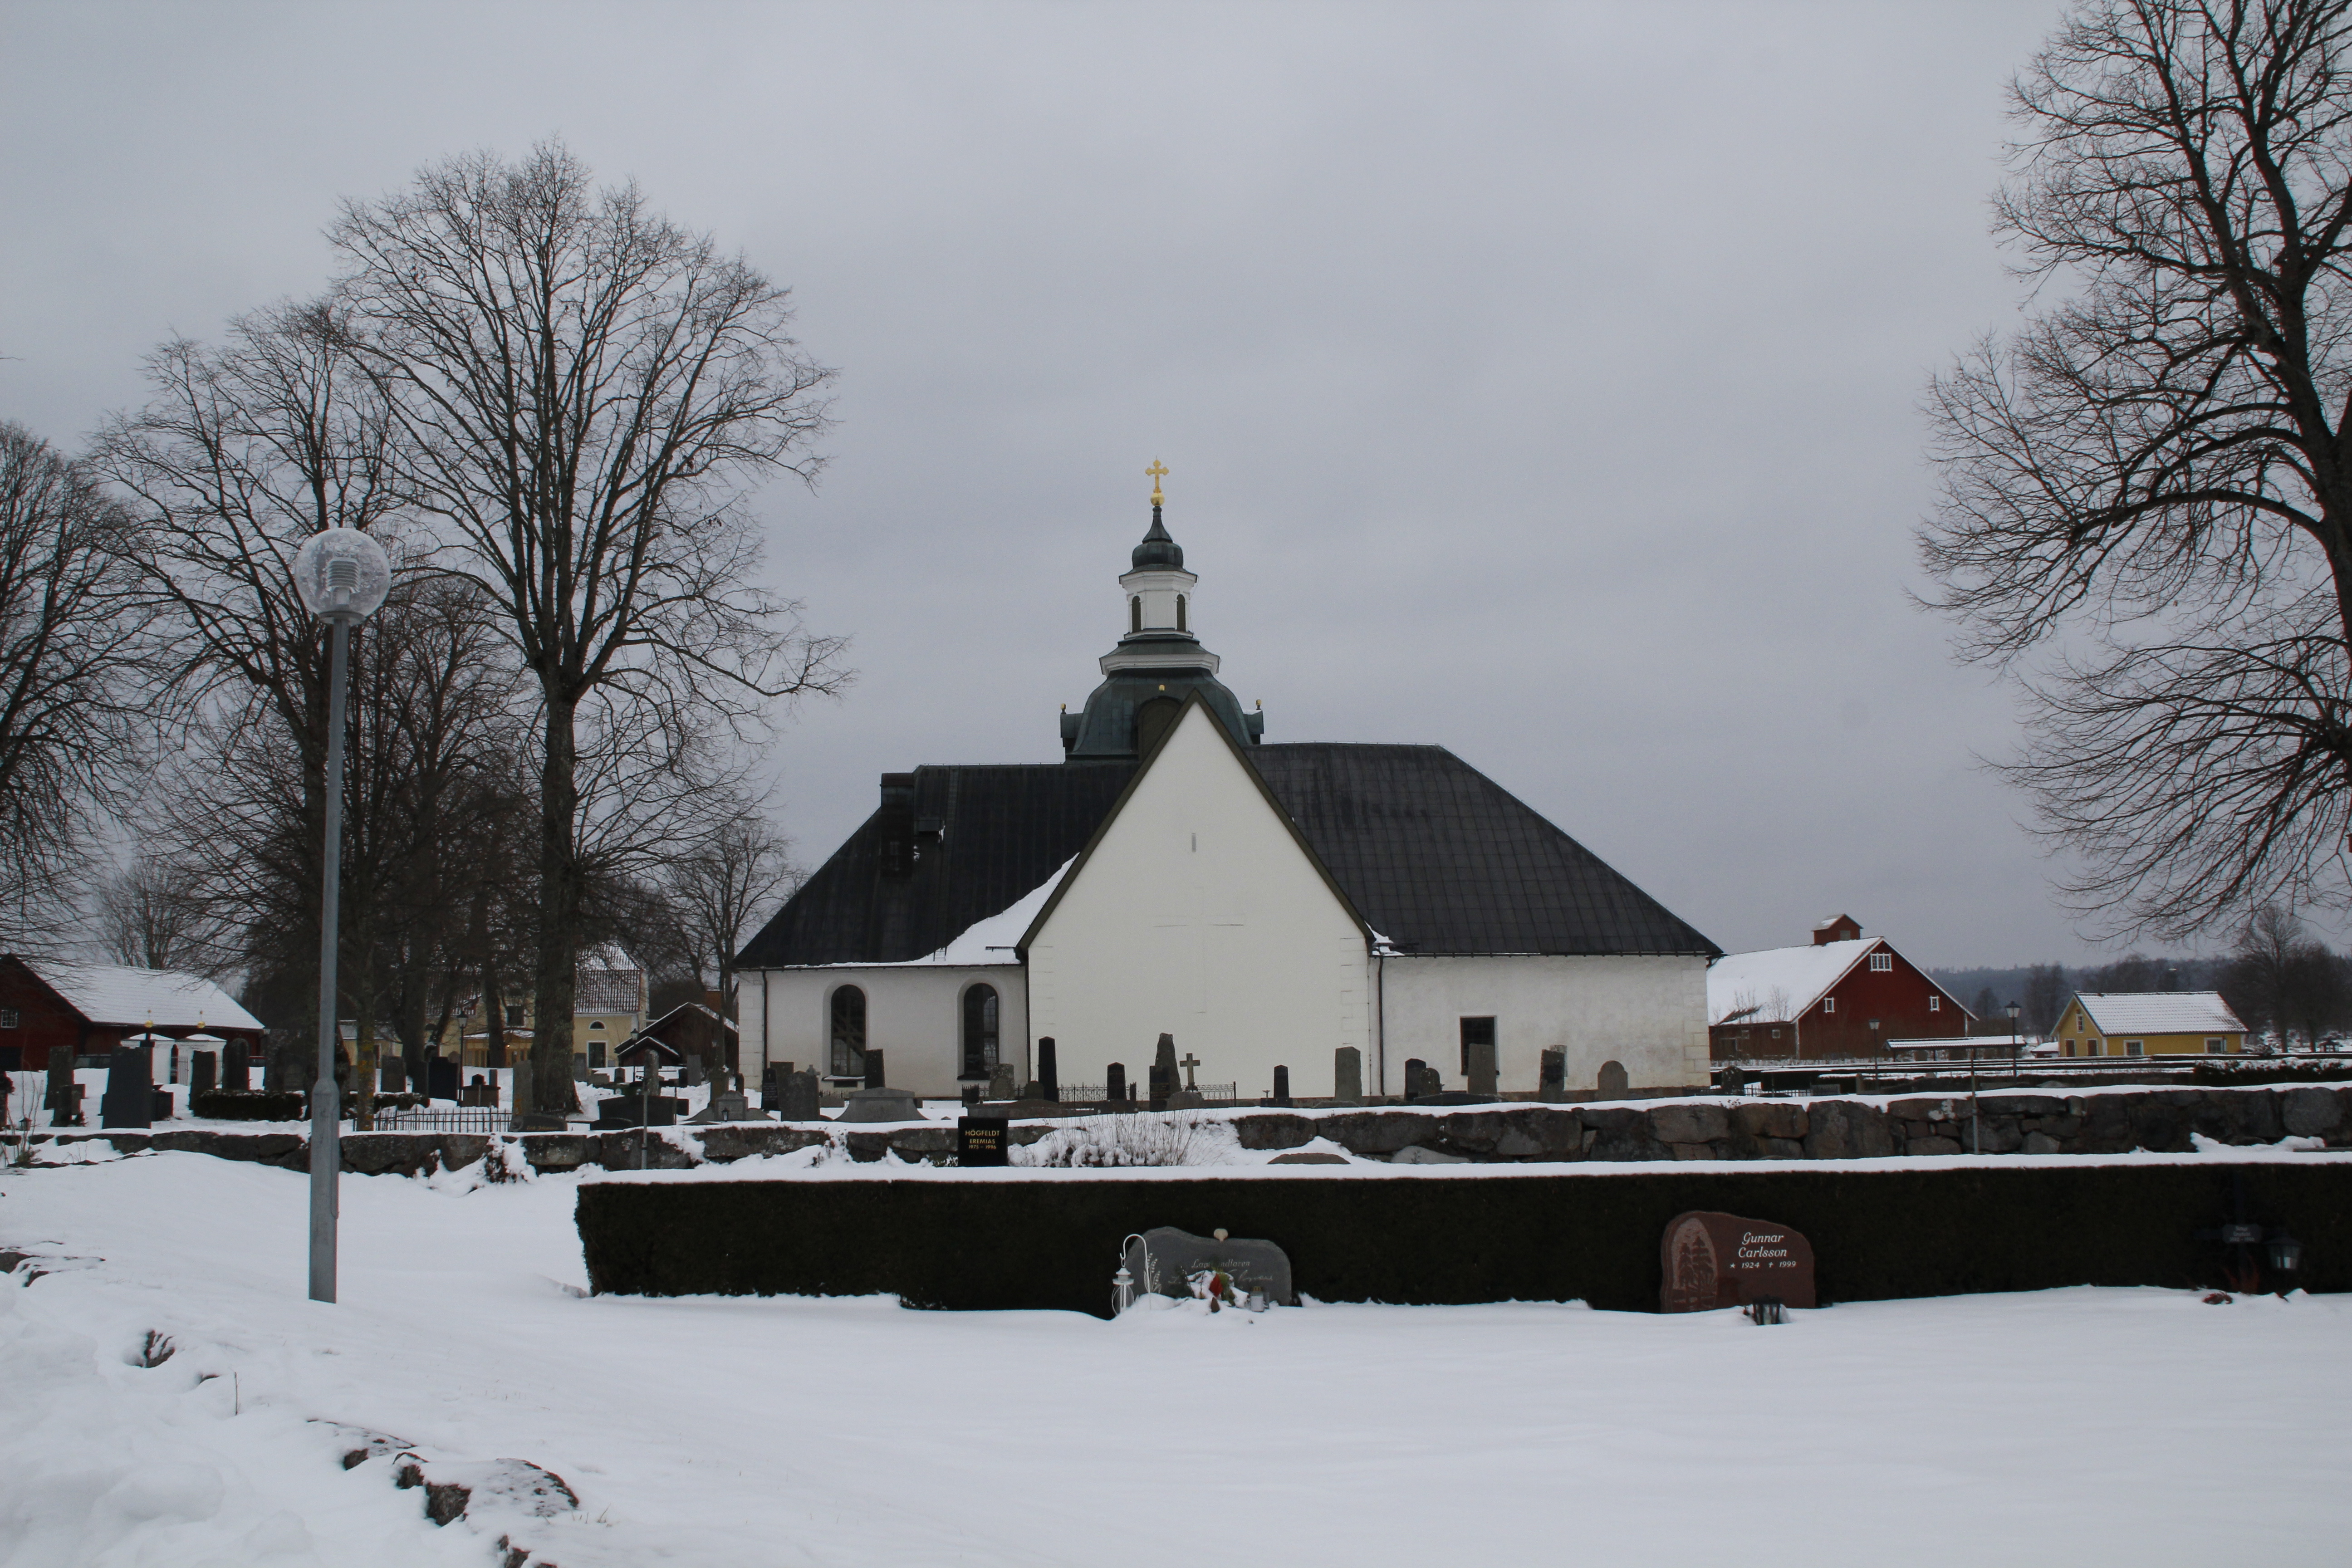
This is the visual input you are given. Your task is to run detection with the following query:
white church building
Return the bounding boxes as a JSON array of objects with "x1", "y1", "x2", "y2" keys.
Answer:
[{"x1": 734, "y1": 480, "x2": 1717, "y2": 1101}]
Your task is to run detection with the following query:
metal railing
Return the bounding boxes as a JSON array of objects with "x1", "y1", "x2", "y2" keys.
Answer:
[{"x1": 372, "y1": 1105, "x2": 512, "y2": 1134}]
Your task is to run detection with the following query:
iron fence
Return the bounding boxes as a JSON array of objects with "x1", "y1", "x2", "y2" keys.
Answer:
[{"x1": 373, "y1": 1105, "x2": 512, "y2": 1134}]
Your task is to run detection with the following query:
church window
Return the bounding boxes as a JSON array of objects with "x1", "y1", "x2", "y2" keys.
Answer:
[
  {"x1": 1176, "y1": 593, "x2": 1187, "y2": 632},
  {"x1": 1131, "y1": 596, "x2": 1142, "y2": 633},
  {"x1": 961, "y1": 984, "x2": 1000, "y2": 1078},
  {"x1": 1458, "y1": 1015, "x2": 1496, "y2": 1073},
  {"x1": 829, "y1": 986, "x2": 867, "y2": 1078}
]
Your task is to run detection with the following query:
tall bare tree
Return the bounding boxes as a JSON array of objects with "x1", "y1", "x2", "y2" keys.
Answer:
[
  {"x1": 94, "y1": 856, "x2": 211, "y2": 971},
  {"x1": 0, "y1": 423, "x2": 153, "y2": 955},
  {"x1": 1922, "y1": 0, "x2": 2352, "y2": 938},
  {"x1": 329, "y1": 142, "x2": 845, "y2": 1113}
]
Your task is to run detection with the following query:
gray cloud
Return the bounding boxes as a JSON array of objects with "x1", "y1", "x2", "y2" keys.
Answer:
[{"x1": 4, "y1": 0, "x2": 2162, "y2": 965}]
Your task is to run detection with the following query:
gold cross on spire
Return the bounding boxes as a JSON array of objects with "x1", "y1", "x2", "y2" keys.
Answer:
[{"x1": 1146, "y1": 459, "x2": 1168, "y2": 506}]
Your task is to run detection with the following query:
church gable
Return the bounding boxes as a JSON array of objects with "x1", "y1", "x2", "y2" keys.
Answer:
[{"x1": 1024, "y1": 698, "x2": 1369, "y2": 1085}]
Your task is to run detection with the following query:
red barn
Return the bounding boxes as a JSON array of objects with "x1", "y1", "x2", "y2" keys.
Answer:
[
  {"x1": 0, "y1": 955, "x2": 264, "y2": 1073},
  {"x1": 1705, "y1": 915, "x2": 1970, "y2": 1060}
]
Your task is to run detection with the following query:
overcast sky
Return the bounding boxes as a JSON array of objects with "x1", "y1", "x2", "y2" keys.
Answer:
[{"x1": 4, "y1": 0, "x2": 2186, "y2": 968}]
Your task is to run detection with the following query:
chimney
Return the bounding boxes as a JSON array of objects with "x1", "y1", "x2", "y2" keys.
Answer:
[{"x1": 877, "y1": 773, "x2": 916, "y2": 878}]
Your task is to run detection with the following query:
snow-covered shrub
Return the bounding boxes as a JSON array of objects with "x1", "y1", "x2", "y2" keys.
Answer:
[{"x1": 1015, "y1": 1112, "x2": 1237, "y2": 1167}]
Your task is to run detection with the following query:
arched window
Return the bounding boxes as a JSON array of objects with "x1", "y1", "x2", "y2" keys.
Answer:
[
  {"x1": 1130, "y1": 596, "x2": 1142, "y2": 633},
  {"x1": 829, "y1": 985, "x2": 867, "y2": 1078},
  {"x1": 1176, "y1": 593, "x2": 1187, "y2": 631},
  {"x1": 961, "y1": 983, "x2": 1000, "y2": 1078}
]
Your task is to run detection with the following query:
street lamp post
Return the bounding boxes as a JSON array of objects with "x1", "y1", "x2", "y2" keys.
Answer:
[{"x1": 292, "y1": 529, "x2": 391, "y2": 1304}]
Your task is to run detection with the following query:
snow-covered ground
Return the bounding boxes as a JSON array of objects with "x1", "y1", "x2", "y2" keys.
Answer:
[{"x1": 2, "y1": 1153, "x2": 2345, "y2": 1567}]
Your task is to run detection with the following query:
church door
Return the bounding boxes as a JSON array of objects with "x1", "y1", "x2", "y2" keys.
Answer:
[{"x1": 961, "y1": 983, "x2": 1000, "y2": 1079}]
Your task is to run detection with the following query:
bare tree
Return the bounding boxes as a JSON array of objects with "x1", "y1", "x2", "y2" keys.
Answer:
[
  {"x1": 0, "y1": 424, "x2": 153, "y2": 955},
  {"x1": 661, "y1": 808, "x2": 800, "y2": 1071},
  {"x1": 94, "y1": 856, "x2": 212, "y2": 971},
  {"x1": 329, "y1": 142, "x2": 846, "y2": 1113},
  {"x1": 1921, "y1": 0, "x2": 2352, "y2": 939}
]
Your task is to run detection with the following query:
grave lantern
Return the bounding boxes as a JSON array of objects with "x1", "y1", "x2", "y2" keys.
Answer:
[{"x1": 2268, "y1": 1230, "x2": 2303, "y2": 1274}]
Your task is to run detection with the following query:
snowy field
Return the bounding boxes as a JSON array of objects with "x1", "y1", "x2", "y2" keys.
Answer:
[{"x1": 2, "y1": 1153, "x2": 2346, "y2": 1567}]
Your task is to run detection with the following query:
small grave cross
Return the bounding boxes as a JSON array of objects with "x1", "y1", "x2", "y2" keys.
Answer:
[{"x1": 1179, "y1": 1052, "x2": 1200, "y2": 1089}]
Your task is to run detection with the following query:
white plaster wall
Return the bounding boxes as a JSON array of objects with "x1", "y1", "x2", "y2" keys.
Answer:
[
  {"x1": 1377, "y1": 954, "x2": 1710, "y2": 1094},
  {"x1": 743, "y1": 965, "x2": 1027, "y2": 1099},
  {"x1": 1027, "y1": 703, "x2": 1371, "y2": 1097}
]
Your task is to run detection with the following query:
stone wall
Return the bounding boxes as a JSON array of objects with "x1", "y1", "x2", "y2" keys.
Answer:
[{"x1": 29, "y1": 1083, "x2": 2352, "y2": 1174}]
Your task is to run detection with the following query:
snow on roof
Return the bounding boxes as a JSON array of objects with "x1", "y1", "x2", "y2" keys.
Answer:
[
  {"x1": 1706, "y1": 939, "x2": 1879, "y2": 1025},
  {"x1": 819, "y1": 858, "x2": 1074, "y2": 968},
  {"x1": 575, "y1": 946, "x2": 644, "y2": 1015},
  {"x1": 23, "y1": 960, "x2": 261, "y2": 1033},
  {"x1": 2073, "y1": 992, "x2": 2246, "y2": 1036}
]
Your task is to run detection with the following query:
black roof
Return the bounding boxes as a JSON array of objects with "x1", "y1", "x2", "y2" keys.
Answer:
[
  {"x1": 737, "y1": 742, "x2": 1714, "y2": 966},
  {"x1": 1249, "y1": 744, "x2": 1719, "y2": 958},
  {"x1": 735, "y1": 762, "x2": 1137, "y2": 967}
]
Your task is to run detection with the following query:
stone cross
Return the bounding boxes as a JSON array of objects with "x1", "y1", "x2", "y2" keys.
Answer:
[{"x1": 1179, "y1": 1053, "x2": 1201, "y2": 1089}]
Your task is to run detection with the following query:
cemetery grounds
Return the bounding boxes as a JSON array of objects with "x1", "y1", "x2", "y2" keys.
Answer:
[{"x1": 1, "y1": 1142, "x2": 2346, "y2": 1566}]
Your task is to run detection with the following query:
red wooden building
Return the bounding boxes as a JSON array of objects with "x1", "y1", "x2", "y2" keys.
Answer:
[
  {"x1": 1705, "y1": 915, "x2": 1970, "y2": 1060},
  {"x1": 0, "y1": 955, "x2": 264, "y2": 1073}
]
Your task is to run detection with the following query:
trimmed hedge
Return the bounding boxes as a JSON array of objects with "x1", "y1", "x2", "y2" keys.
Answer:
[
  {"x1": 576, "y1": 1162, "x2": 2352, "y2": 1316},
  {"x1": 191, "y1": 1090, "x2": 306, "y2": 1121}
]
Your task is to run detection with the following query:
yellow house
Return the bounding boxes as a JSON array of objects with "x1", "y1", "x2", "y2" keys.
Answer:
[
  {"x1": 2054, "y1": 991, "x2": 2246, "y2": 1058},
  {"x1": 437, "y1": 946, "x2": 647, "y2": 1071}
]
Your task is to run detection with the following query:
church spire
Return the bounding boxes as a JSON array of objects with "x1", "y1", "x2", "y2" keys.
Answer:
[{"x1": 1132, "y1": 460, "x2": 1183, "y2": 570}]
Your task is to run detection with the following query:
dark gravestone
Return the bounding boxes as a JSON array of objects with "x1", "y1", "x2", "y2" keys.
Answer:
[
  {"x1": 1659, "y1": 1211, "x2": 1817, "y2": 1313},
  {"x1": 1597, "y1": 1059, "x2": 1630, "y2": 1098},
  {"x1": 511, "y1": 1055, "x2": 538, "y2": 1127},
  {"x1": 1271, "y1": 1065, "x2": 1292, "y2": 1107},
  {"x1": 1539, "y1": 1046, "x2": 1567, "y2": 1102},
  {"x1": 683, "y1": 1054, "x2": 705, "y2": 1088},
  {"x1": 380, "y1": 1056, "x2": 407, "y2": 1093},
  {"x1": 864, "y1": 1049, "x2": 886, "y2": 1090},
  {"x1": 1150, "y1": 1033, "x2": 1179, "y2": 1110},
  {"x1": 1404, "y1": 1058, "x2": 1443, "y2": 1100},
  {"x1": 191, "y1": 1051, "x2": 218, "y2": 1097},
  {"x1": 101, "y1": 1046, "x2": 153, "y2": 1129},
  {"x1": 1465, "y1": 1039, "x2": 1498, "y2": 1100},
  {"x1": 1333, "y1": 1046, "x2": 1362, "y2": 1104},
  {"x1": 1106, "y1": 1061, "x2": 1126, "y2": 1103},
  {"x1": 222, "y1": 1041, "x2": 251, "y2": 1093},
  {"x1": 957, "y1": 1115, "x2": 1010, "y2": 1166},
  {"x1": 1122, "y1": 1226, "x2": 1295, "y2": 1307},
  {"x1": 427, "y1": 1056, "x2": 461, "y2": 1102},
  {"x1": 1036, "y1": 1036, "x2": 1058, "y2": 1103},
  {"x1": 780, "y1": 1068, "x2": 821, "y2": 1122}
]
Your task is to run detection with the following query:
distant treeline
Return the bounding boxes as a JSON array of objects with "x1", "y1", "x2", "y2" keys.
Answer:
[{"x1": 1930, "y1": 909, "x2": 2352, "y2": 1048}]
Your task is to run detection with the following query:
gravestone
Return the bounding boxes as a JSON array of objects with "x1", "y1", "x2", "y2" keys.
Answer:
[
  {"x1": 1121, "y1": 1226, "x2": 1295, "y2": 1307},
  {"x1": 1465, "y1": 1039, "x2": 1498, "y2": 1100},
  {"x1": 461, "y1": 1073, "x2": 499, "y2": 1107},
  {"x1": 223, "y1": 1041, "x2": 251, "y2": 1093},
  {"x1": 839, "y1": 1083, "x2": 922, "y2": 1122},
  {"x1": 1597, "y1": 1059, "x2": 1629, "y2": 1098},
  {"x1": 101, "y1": 1045, "x2": 153, "y2": 1129},
  {"x1": 760, "y1": 1063, "x2": 785, "y2": 1112},
  {"x1": 1539, "y1": 1047, "x2": 1566, "y2": 1102},
  {"x1": 1659, "y1": 1211, "x2": 1817, "y2": 1313},
  {"x1": 512, "y1": 1055, "x2": 536, "y2": 1125},
  {"x1": 1106, "y1": 1062, "x2": 1127, "y2": 1103},
  {"x1": 1150, "y1": 1033, "x2": 1179, "y2": 1110},
  {"x1": 1271, "y1": 1065, "x2": 1292, "y2": 1107},
  {"x1": 1404, "y1": 1058, "x2": 1441, "y2": 1100},
  {"x1": 957, "y1": 1115, "x2": 1010, "y2": 1166},
  {"x1": 1035, "y1": 1037, "x2": 1059, "y2": 1103},
  {"x1": 779, "y1": 1068, "x2": 822, "y2": 1122},
  {"x1": 987, "y1": 1063, "x2": 1017, "y2": 1101},
  {"x1": 427, "y1": 1055, "x2": 461, "y2": 1102},
  {"x1": 863, "y1": 1049, "x2": 886, "y2": 1090},
  {"x1": 691, "y1": 1073, "x2": 760, "y2": 1124},
  {"x1": 191, "y1": 1051, "x2": 217, "y2": 1098},
  {"x1": 683, "y1": 1055, "x2": 705, "y2": 1088},
  {"x1": 1333, "y1": 1046, "x2": 1362, "y2": 1105},
  {"x1": 380, "y1": 1056, "x2": 407, "y2": 1093}
]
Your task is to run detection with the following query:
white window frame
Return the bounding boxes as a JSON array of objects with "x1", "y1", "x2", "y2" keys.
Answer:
[
  {"x1": 1868, "y1": 952, "x2": 1893, "y2": 972},
  {"x1": 2126, "y1": 1040, "x2": 2144, "y2": 1057},
  {"x1": 1821, "y1": 996, "x2": 1836, "y2": 1014},
  {"x1": 0, "y1": 1008, "x2": 16, "y2": 1029},
  {"x1": 2205, "y1": 1038, "x2": 2225, "y2": 1055},
  {"x1": 1927, "y1": 995, "x2": 1940, "y2": 1012}
]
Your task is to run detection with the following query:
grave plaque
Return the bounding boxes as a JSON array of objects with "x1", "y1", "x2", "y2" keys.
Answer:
[
  {"x1": 1333, "y1": 1046, "x2": 1362, "y2": 1104},
  {"x1": 1122, "y1": 1226, "x2": 1294, "y2": 1307},
  {"x1": 1597, "y1": 1059, "x2": 1629, "y2": 1098},
  {"x1": 1659, "y1": 1210, "x2": 1816, "y2": 1313},
  {"x1": 1539, "y1": 1046, "x2": 1566, "y2": 1102},
  {"x1": 987, "y1": 1063, "x2": 1017, "y2": 1101},
  {"x1": 780, "y1": 1068, "x2": 822, "y2": 1122},
  {"x1": 958, "y1": 1115, "x2": 1010, "y2": 1166}
]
